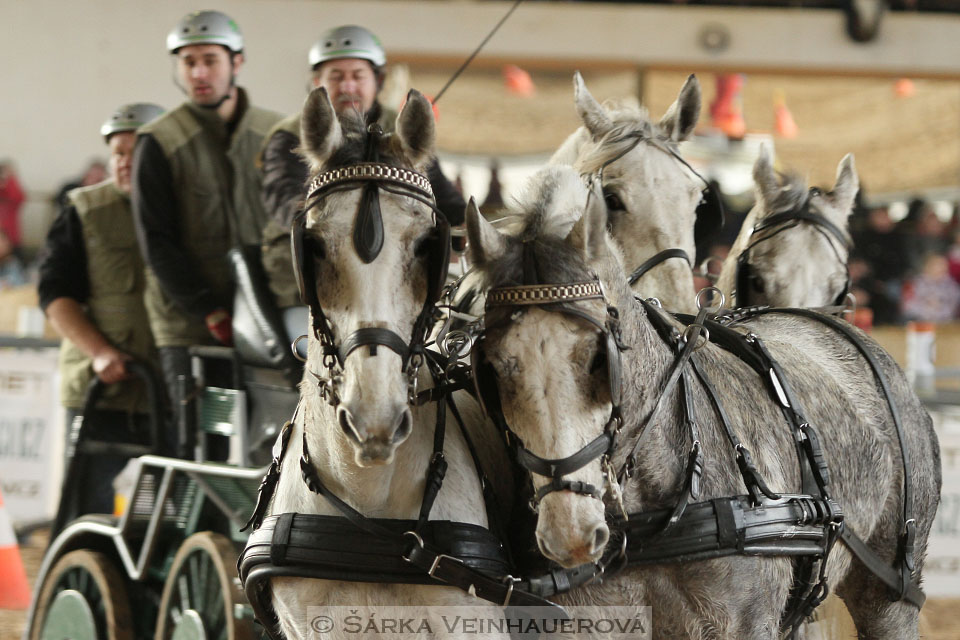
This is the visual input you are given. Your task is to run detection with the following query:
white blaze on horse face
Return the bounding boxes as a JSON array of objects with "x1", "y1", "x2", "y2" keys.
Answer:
[
  {"x1": 488, "y1": 308, "x2": 611, "y2": 567},
  {"x1": 307, "y1": 189, "x2": 430, "y2": 466}
]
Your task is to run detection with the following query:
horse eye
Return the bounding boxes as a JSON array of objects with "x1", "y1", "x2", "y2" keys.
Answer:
[
  {"x1": 306, "y1": 237, "x2": 326, "y2": 261},
  {"x1": 604, "y1": 191, "x2": 625, "y2": 211},
  {"x1": 589, "y1": 347, "x2": 607, "y2": 374},
  {"x1": 750, "y1": 274, "x2": 765, "y2": 294},
  {"x1": 414, "y1": 235, "x2": 430, "y2": 257}
]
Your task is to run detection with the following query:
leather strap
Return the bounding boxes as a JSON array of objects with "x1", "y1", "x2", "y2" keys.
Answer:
[
  {"x1": 839, "y1": 526, "x2": 926, "y2": 608},
  {"x1": 339, "y1": 327, "x2": 411, "y2": 363},
  {"x1": 628, "y1": 248, "x2": 691, "y2": 286}
]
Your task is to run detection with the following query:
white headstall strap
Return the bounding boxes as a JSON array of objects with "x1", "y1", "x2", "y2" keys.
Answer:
[
  {"x1": 486, "y1": 281, "x2": 604, "y2": 307},
  {"x1": 306, "y1": 162, "x2": 434, "y2": 200}
]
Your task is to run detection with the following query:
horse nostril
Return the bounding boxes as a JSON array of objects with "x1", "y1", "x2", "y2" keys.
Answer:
[
  {"x1": 592, "y1": 524, "x2": 610, "y2": 553},
  {"x1": 392, "y1": 408, "x2": 412, "y2": 444},
  {"x1": 338, "y1": 407, "x2": 362, "y2": 443}
]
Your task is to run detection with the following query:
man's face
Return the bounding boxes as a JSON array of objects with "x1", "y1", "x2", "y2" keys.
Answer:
[
  {"x1": 314, "y1": 58, "x2": 378, "y2": 115},
  {"x1": 175, "y1": 44, "x2": 242, "y2": 106},
  {"x1": 108, "y1": 132, "x2": 137, "y2": 194}
]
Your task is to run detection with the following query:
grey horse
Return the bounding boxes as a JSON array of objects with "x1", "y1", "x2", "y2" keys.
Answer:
[{"x1": 466, "y1": 165, "x2": 941, "y2": 639}]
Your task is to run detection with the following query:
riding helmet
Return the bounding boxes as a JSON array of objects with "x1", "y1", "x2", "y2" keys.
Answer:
[
  {"x1": 166, "y1": 10, "x2": 244, "y2": 54},
  {"x1": 100, "y1": 103, "x2": 165, "y2": 140},
  {"x1": 309, "y1": 25, "x2": 386, "y2": 70}
]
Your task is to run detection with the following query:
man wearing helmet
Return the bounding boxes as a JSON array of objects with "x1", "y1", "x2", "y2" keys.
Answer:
[
  {"x1": 260, "y1": 25, "x2": 465, "y2": 325},
  {"x1": 131, "y1": 10, "x2": 282, "y2": 412},
  {"x1": 38, "y1": 102, "x2": 165, "y2": 516}
]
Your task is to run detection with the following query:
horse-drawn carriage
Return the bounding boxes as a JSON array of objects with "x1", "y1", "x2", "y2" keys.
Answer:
[{"x1": 24, "y1": 248, "x2": 301, "y2": 640}]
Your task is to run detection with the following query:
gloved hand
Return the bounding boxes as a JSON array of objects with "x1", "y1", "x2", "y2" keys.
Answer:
[{"x1": 205, "y1": 308, "x2": 234, "y2": 346}]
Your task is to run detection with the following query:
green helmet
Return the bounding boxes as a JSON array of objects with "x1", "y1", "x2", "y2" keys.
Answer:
[
  {"x1": 166, "y1": 10, "x2": 243, "y2": 54},
  {"x1": 309, "y1": 25, "x2": 386, "y2": 70},
  {"x1": 100, "y1": 103, "x2": 164, "y2": 140}
]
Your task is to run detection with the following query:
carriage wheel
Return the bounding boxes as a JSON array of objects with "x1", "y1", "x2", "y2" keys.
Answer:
[
  {"x1": 154, "y1": 532, "x2": 255, "y2": 640},
  {"x1": 29, "y1": 549, "x2": 133, "y2": 640}
]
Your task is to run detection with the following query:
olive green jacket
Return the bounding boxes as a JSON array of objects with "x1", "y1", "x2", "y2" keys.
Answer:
[
  {"x1": 259, "y1": 106, "x2": 398, "y2": 309},
  {"x1": 138, "y1": 90, "x2": 282, "y2": 346},
  {"x1": 58, "y1": 180, "x2": 156, "y2": 412}
]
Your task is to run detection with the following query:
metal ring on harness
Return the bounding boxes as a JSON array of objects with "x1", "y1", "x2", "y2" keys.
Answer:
[
  {"x1": 696, "y1": 286, "x2": 725, "y2": 313},
  {"x1": 682, "y1": 323, "x2": 710, "y2": 351},
  {"x1": 291, "y1": 335, "x2": 308, "y2": 362},
  {"x1": 401, "y1": 530, "x2": 425, "y2": 562}
]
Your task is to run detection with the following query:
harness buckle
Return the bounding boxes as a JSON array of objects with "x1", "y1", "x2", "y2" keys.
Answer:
[
  {"x1": 428, "y1": 552, "x2": 463, "y2": 578},
  {"x1": 501, "y1": 575, "x2": 520, "y2": 606}
]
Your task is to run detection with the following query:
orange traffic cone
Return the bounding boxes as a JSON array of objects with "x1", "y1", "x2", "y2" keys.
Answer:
[
  {"x1": 773, "y1": 90, "x2": 799, "y2": 139},
  {"x1": 0, "y1": 488, "x2": 31, "y2": 609}
]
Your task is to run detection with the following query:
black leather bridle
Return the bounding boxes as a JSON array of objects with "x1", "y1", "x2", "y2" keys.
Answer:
[
  {"x1": 587, "y1": 128, "x2": 724, "y2": 289},
  {"x1": 734, "y1": 188, "x2": 852, "y2": 308},
  {"x1": 291, "y1": 124, "x2": 451, "y2": 407},
  {"x1": 479, "y1": 278, "x2": 628, "y2": 513}
]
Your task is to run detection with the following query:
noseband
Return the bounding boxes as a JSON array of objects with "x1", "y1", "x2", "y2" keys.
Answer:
[
  {"x1": 292, "y1": 125, "x2": 451, "y2": 406},
  {"x1": 735, "y1": 188, "x2": 852, "y2": 308},
  {"x1": 482, "y1": 277, "x2": 627, "y2": 512}
]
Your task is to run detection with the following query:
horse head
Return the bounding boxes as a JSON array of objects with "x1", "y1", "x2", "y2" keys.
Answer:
[
  {"x1": 296, "y1": 86, "x2": 446, "y2": 467},
  {"x1": 553, "y1": 72, "x2": 707, "y2": 310},
  {"x1": 468, "y1": 166, "x2": 631, "y2": 567},
  {"x1": 730, "y1": 145, "x2": 858, "y2": 308}
]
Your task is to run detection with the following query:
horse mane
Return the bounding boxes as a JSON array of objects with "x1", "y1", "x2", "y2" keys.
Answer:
[
  {"x1": 573, "y1": 104, "x2": 679, "y2": 177},
  {"x1": 761, "y1": 171, "x2": 811, "y2": 217},
  {"x1": 476, "y1": 166, "x2": 595, "y2": 292}
]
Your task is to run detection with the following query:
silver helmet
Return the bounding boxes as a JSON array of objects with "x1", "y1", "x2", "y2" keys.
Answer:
[
  {"x1": 308, "y1": 25, "x2": 386, "y2": 69},
  {"x1": 100, "y1": 103, "x2": 164, "y2": 140},
  {"x1": 166, "y1": 10, "x2": 243, "y2": 54}
]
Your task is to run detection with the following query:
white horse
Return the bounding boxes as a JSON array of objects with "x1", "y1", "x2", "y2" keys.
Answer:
[
  {"x1": 465, "y1": 165, "x2": 939, "y2": 639},
  {"x1": 716, "y1": 146, "x2": 858, "y2": 308},
  {"x1": 551, "y1": 72, "x2": 708, "y2": 313},
  {"x1": 255, "y1": 88, "x2": 510, "y2": 640}
]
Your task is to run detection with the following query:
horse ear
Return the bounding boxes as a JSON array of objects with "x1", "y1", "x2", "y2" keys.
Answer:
[
  {"x1": 830, "y1": 153, "x2": 859, "y2": 216},
  {"x1": 658, "y1": 74, "x2": 701, "y2": 142},
  {"x1": 567, "y1": 181, "x2": 607, "y2": 259},
  {"x1": 466, "y1": 197, "x2": 507, "y2": 266},
  {"x1": 574, "y1": 71, "x2": 614, "y2": 140},
  {"x1": 394, "y1": 89, "x2": 436, "y2": 169},
  {"x1": 300, "y1": 87, "x2": 342, "y2": 170},
  {"x1": 752, "y1": 143, "x2": 780, "y2": 209}
]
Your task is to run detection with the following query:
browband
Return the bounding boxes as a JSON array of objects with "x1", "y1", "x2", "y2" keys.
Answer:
[
  {"x1": 486, "y1": 281, "x2": 604, "y2": 307},
  {"x1": 306, "y1": 162, "x2": 434, "y2": 201}
]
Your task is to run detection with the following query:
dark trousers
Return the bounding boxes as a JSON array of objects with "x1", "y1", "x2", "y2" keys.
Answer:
[{"x1": 158, "y1": 345, "x2": 231, "y2": 461}]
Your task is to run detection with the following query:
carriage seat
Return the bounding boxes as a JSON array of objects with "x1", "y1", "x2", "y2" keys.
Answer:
[{"x1": 228, "y1": 245, "x2": 302, "y2": 387}]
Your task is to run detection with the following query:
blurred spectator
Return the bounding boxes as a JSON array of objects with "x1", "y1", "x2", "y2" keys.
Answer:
[
  {"x1": 0, "y1": 230, "x2": 27, "y2": 289},
  {"x1": 902, "y1": 201, "x2": 948, "y2": 276},
  {"x1": 947, "y1": 227, "x2": 960, "y2": 284},
  {"x1": 849, "y1": 254, "x2": 899, "y2": 325},
  {"x1": 0, "y1": 159, "x2": 25, "y2": 251},
  {"x1": 694, "y1": 241, "x2": 729, "y2": 292},
  {"x1": 54, "y1": 159, "x2": 107, "y2": 211},
  {"x1": 901, "y1": 253, "x2": 960, "y2": 324},
  {"x1": 852, "y1": 206, "x2": 907, "y2": 283}
]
